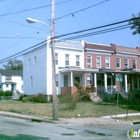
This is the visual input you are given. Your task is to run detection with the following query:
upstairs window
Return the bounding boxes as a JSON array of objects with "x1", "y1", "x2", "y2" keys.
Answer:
[
  {"x1": 76, "y1": 55, "x2": 80, "y2": 66},
  {"x1": 5, "y1": 76, "x2": 11, "y2": 81},
  {"x1": 124, "y1": 58, "x2": 129, "y2": 69},
  {"x1": 65, "y1": 54, "x2": 69, "y2": 66},
  {"x1": 105, "y1": 57, "x2": 110, "y2": 68},
  {"x1": 34, "y1": 56, "x2": 36, "y2": 64},
  {"x1": 116, "y1": 57, "x2": 121, "y2": 68},
  {"x1": 87, "y1": 55, "x2": 92, "y2": 67},
  {"x1": 56, "y1": 74, "x2": 58, "y2": 87},
  {"x1": 96, "y1": 56, "x2": 101, "y2": 68},
  {"x1": 55, "y1": 53, "x2": 58, "y2": 65},
  {"x1": 28, "y1": 58, "x2": 31, "y2": 70},
  {"x1": 132, "y1": 59, "x2": 137, "y2": 69}
]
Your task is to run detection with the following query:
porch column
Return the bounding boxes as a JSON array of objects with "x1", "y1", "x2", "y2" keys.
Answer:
[
  {"x1": 94, "y1": 73, "x2": 97, "y2": 87},
  {"x1": 82, "y1": 73, "x2": 86, "y2": 86},
  {"x1": 104, "y1": 73, "x2": 107, "y2": 91},
  {"x1": 124, "y1": 74, "x2": 128, "y2": 92},
  {"x1": 70, "y1": 71, "x2": 73, "y2": 86}
]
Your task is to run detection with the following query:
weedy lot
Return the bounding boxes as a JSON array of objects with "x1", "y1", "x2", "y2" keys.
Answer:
[{"x1": 0, "y1": 100, "x2": 139, "y2": 119}]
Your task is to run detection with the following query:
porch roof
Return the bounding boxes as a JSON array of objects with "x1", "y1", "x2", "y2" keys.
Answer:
[{"x1": 59, "y1": 67, "x2": 140, "y2": 74}]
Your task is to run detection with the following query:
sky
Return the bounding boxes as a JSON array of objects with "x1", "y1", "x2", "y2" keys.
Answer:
[{"x1": 0, "y1": 0, "x2": 140, "y2": 67}]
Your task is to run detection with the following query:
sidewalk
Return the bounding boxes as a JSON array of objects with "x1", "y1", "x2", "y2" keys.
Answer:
[{"x1": 0, "y1": 111, "x2": 139, "y2": 126}]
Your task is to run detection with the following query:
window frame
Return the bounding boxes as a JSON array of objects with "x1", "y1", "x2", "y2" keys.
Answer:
[
  {"x1": 55, "y1": 53, "x2": 58, "y2": 65},
  {"x1": 105, "y1": 57, "x2": 110, "y2": 68},
  {"x1": 96, "y1": 56, "x2": 101, "y2": 68},
  {"x1": 87, "y1": 75, "x2": 92, "y2": 85},
  {"x1": 28, "y1": 58, "x2": 31, "y2": 70},
  {"x1": 132, "y1": 59, "x2": 137, "y2": 69},
  {"x1": 30, "y1": 76, "x2": 33, "y2": 88},
  {"x1": 64, "y1": 75, "x2": 68, "y2": 87},
  {"x1": 56, "y1": 74, "x2": 58, "y2": 87},
  {"x1": 65, "y1": 54, "x2": 69, "y2": 66},
  {"x1": 124, "y1": 58, "x2": 129, "y2": 69},
  {"x1": 76, "y1": 55, "x2": 80, "y2": 66},
  {"x1": 116, "y1": 57, "x2": 121, "y2": 68},
  {"x1": 5, "y1": 76, "x2": 11, "y2": 81},
  {"x1": 33, "y1": 56, "x2": 36, "y2": 64},
  {"x1": 86, "y1": 55, "x2": 92, "y2": 67}
]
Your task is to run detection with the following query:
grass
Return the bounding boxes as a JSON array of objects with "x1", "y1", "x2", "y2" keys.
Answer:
[{"x1": 0, "y1": 100, "x2": 139, "y2": 118}]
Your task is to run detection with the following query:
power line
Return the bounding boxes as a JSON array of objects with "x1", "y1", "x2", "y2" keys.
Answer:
[
  {"x1": 0, "y1": 0, "x2": 77, "y2": 17},
  {"x1": 55, "y1": 0, "x2": 109, "y2": 20},
  {"x1": 0, "y1": 17, "x2": 139, "y2": 63}
]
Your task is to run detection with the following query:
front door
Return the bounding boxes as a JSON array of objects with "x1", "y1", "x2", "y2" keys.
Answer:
[
  {"x1": 74, "y1": 77, "x2": 80, "y2": 84},
  {"x1": 11, "y1": 84, "x2": 15, "y2": 92}
]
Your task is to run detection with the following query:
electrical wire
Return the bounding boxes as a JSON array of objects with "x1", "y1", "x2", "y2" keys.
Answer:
[
  {"x1": 55, "y1": 0, "x2": 109, "y2": 20},
  {"x1": 0, "y1": 17, "x2": 139, "y2": 64},
  {"x1": 0, "y1": 0, "x2": 77, "y2": 17}
]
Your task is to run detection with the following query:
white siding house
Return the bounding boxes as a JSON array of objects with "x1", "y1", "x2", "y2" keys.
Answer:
[
  {"x1": 0, "y1": 70, "x2": 23, "y2": 93},
  {"x1": 23, "y1": 37, "x2": 84, "y2": 95}
]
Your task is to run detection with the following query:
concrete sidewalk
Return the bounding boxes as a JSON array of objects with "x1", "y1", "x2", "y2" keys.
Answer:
[{"x1": 0, "y1": 111, "x2": 139, "y2": 126}]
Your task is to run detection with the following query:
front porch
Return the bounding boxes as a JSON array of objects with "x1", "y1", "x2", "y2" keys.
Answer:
[{"x1": 58, "y1": 68, "x2": 140, "y2": 95}]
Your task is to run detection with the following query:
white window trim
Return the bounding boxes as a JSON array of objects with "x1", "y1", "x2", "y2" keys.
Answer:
[
  {"x1": 124, "y1": 58, "x2": 129, "y2": 69},
  {"x1": 105, "y1": 57, "x2": 110, "y2": 68},
  {"x1": 116, "y1": 57, "x2": 121, "y2": 68},
  {"x1": 87, "y1": 55, "x2": 92, "y2": 67},
  {"x1": 132, "y1": 59, "x2": 137, "y2": 69},
  {"x1": 76, "y1": 55, "x2": 80, "y2": 67},
  {"x1": 96, "y1": 56, "x2": 101, "y2": 68},
  {"x1": 28, "y1": 58, "x2": 31, "y2": 70},
  {"x1": 33, "y1": 56, "x2": 36, "y2": 64},
  {"x1": 65, "y1": 54, "x2": 69, "y2": 66},
  {"x1": 87, "y1": 75, "x2": 92, "y2": 85}
]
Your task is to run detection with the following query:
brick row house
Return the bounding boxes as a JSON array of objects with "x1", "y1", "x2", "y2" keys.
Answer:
[{"x1": 23, "y1": 37, "x2": 140, "y2": 96}]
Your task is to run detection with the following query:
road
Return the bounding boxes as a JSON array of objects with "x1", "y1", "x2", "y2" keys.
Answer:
[{"x1": 0, "y1": 115, "x2": 140, "y2": 140}]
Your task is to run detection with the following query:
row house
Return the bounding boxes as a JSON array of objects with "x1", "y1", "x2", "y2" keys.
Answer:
[{"x1": 23, "y1": 38, "x2": 140, "y2": 96}]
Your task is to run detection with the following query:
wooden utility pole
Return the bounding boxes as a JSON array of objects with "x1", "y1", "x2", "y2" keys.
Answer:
[{"x1": 51, "y1": 0, "x2": 58, "y2": 119}]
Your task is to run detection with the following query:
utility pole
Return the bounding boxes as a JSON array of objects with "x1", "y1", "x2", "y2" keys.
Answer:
[{"x1": 51, "y1": 0, "x2": 58, "y2": 119}]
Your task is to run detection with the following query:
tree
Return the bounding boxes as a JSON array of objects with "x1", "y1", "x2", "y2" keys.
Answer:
[
  {"x1": 3, "y1": 59, "x2": 23, "y2": 70},
  {"x1": 130, "y1": 13, "x2": 140, "y2": 35}
]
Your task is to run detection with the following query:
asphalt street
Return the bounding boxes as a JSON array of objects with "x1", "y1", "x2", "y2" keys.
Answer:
[{"x1": 0, "y1": 115, "x2": 140, "y2": 140}]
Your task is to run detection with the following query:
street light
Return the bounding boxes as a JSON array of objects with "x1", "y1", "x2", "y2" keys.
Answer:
[{"x1": 26, "y1": 17, "x2": 58, "y2": 119}]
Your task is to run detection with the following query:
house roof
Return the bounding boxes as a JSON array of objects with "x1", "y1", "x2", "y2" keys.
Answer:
[{"x1": 0, "y1": 70, "x2": 23, "y2": 76}]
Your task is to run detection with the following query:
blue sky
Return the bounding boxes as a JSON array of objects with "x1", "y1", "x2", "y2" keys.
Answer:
[{"x1": 0, "y1": 0, "x2": 140, "y2": 67}]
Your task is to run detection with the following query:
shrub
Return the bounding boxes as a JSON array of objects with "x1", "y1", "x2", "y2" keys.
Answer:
[
  {"x1": 0, "y1": 90, "x2": 3, "y2": 96},
  {"x1": 22, "y1": 97, "x2": 29, "y2": 102},
  {"x1": 4, "y1": 91, "x2": 13, "y2": 96},
  {"x1": 58, "y1": 94, "x2": 77, "y2": 110},
  {"x1": 31, "y1": 93, "x2": 47, "y2": 103},
  {"x1": 19, "y1": 94, "x2": 27, "y2": 101},
  {"x1": 75, "y1": 81, "x2": 91, "y2": 103}
]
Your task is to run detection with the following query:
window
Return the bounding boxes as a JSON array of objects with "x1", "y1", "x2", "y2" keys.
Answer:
[
  {"x1": 6, "y1": 84, "x2": 8, "y2": 88},
  {"x1": 21, "y1": 85, "x2": 23, "y2": 90},
  {"x1": 30, "y1": 76, "x2": 33, "y2": 88},
  {"x1": 64, "y1": 75, "x2": 68, "y2": 87},
  {"x1": 132, "y1": 59, "x2": 137, "y2": 69},
  {"x1": 76, "y1": 55, "x2": 80, "y2": 66},
  {"x1": 87, "y1": 75, "x2": 92, "y2": 85},
  {"x1": 87, "y1": 55, "x2": 92, "y2": 67},
  {"x1": 124, "y1": 58, "x2": 129, "y2": 68},
  {"x1": 105, "y1": 57, "x2": 110, "y2": 68},
  {"x1": 56, "y1": 74, "x2": 58, "y2": 87},
  {"x1": 5, "y1": 76, "x2": 11, "y2": 81},
  {"x1": 55, "y1": 53, "x2": 58, "y2": 65},
  {"x1": 96, "y1": 56, "x2": 101, "y2": 68},
  {"x1": 116, "y1": 57, "x2": 121, "y2": 68},
  {"x1": 65, "y1": 54, "x2": 69, "y2": 66},
  {"x1": 34, "y1": 56, "x2": 36, "y2": 64},
  {"x1": 28, "y1": 58, "x2": 31, "y2": 70}
]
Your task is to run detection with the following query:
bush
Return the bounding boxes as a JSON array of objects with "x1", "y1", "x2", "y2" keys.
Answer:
[
  {"x1": 4, "y1": 91, "x2": 13, "y2": 96},
  {"x1": 0, "y1": 90, "x2": 13, "y2": 96},
  {"x1": 58, "y1": 94, "x2": 77, "y2": 110},
  {"x1": 22, "y1": 97, "x2": 29, "y2": 102},
  {"x1": 19, "y1": 94, "x2": 27, "y2": 101},
  {"x1": 31, "y1": 93, "x2": 47, "y2": 103},
  {"x1": 75, "y1": 81, "x2": 91, "y2": 103}
]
